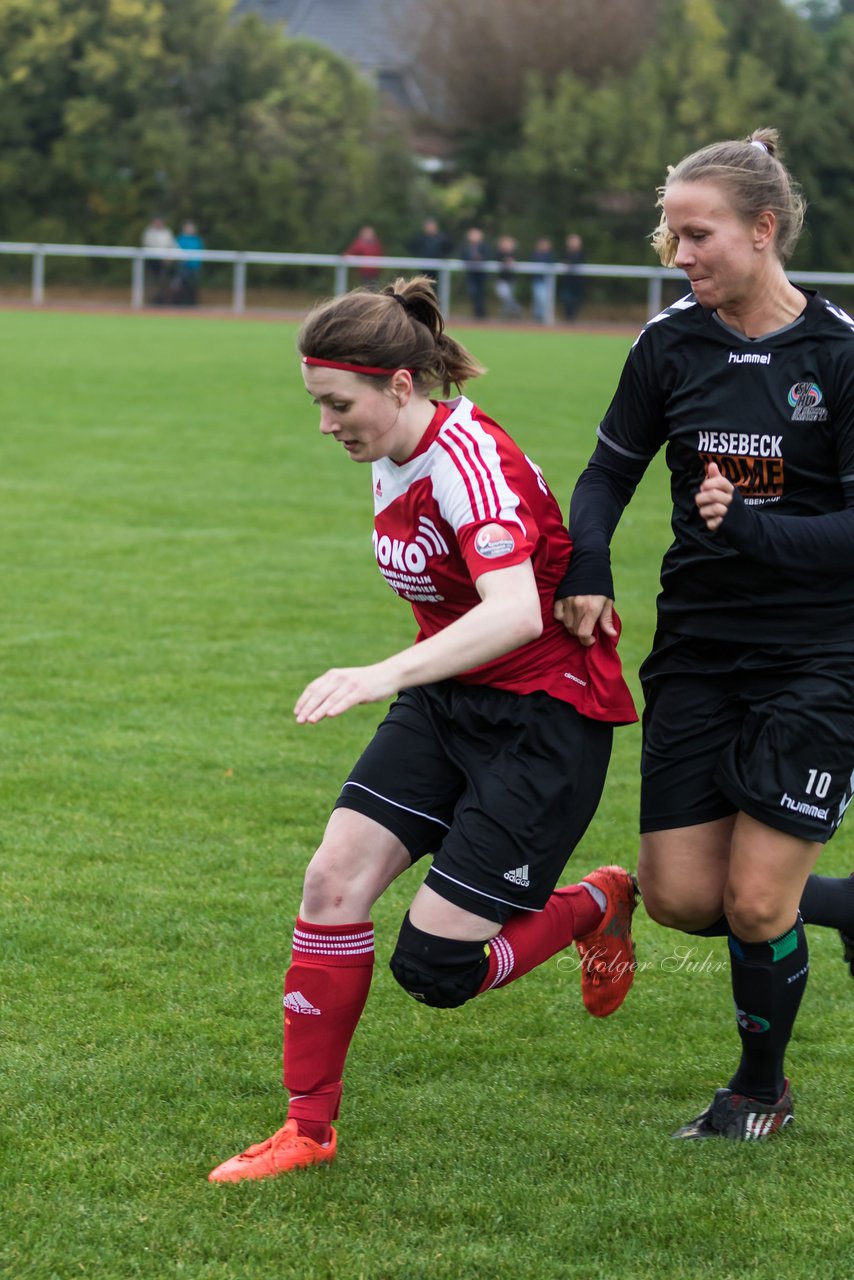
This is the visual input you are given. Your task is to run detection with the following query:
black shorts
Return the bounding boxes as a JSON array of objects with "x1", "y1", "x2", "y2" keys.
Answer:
[
  {"x1": 639, "y1": 633, "x2": 854, "y2": 843},
  {"x1": 334, "y1": 680, "x2": 613, "y2": 923}
]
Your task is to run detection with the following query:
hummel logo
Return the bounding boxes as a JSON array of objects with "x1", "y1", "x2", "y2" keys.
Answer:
[
  {"x1": 503, "y1": 864, "x2": 530, "y2": 888},
  {"x1": 375, "y1": 478, "x2": 383, "y2": 497},
  {"x1": 283, "y1": 990, "x2": 321, "y2": 1015}
]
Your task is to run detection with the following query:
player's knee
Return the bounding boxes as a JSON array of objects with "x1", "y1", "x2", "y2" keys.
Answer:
[
  {"x1": 301, "y1": 846, "x2": 350, "y2": 916},
  {"x1": 724, "y1": 887, "x2": 788, "y2": 940},
  {"x1": 640, "y1": 876, "x2": 715, "y2": 931},
  {"x1": 642, "y1": 892, "x2": 695, "y2": 930},
  {"x1": 389, "y1": 912, "x2": 490, "y2": 1009}
]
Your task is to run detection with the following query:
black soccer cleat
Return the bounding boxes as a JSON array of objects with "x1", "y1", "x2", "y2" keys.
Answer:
[
  {"x1": 839, "y1": 872, "x2": 854, "y2": 980},
  {"x1": 672, "y1": 1079, "x2": 794, "y2": 1141},
  {"x1": 840, "y1": 929, "x2": 854, "y2": 980}
]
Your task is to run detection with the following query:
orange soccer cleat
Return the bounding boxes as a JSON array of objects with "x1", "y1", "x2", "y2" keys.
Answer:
[
  {"x1": 208, "y1": 1119, "x2": 337, "y2": 1183},
  {"x1": 573, "y1": 865, "x2": 639, "y2": 1018}
]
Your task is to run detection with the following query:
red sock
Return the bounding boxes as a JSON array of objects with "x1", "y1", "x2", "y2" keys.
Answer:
[
  {"x1": 283, "y1": 917, "x2": 374, "y2": 1144},
  {"x1": 478, "y1": 885, "x2": 602, "y2": 993}
]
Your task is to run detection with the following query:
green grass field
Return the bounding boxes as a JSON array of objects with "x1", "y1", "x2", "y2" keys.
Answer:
[{"x1": 1, "y1": 309, "x2": 852, "y2": 1280}]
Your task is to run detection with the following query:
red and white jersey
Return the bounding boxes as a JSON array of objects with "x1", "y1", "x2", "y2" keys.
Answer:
[{"x1": 370, "y1": 396, "x2": 636, "y2": 724}]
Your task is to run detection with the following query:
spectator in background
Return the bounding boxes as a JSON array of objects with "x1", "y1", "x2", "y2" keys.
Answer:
[
  {"x1": 142, "y1": 215, "x2": 176, "y2": 305},
  {"x1": 530, "y1": 235, "x2": 556, "y2": 324},
  {"x1": 460, "y1": 226, "x2": 490, "y2": 320},
  {"x1": 494, "y1": 235, "x2": 523, "y2": 319},
  {"x1": 409, "y1": 217, "x2": 451, "y2": 261},
  {"x1": 174, "y1": 221, "x2": 205, "y2": 306},
  {"x1": 559, "y1": 232, "x2": 586, "y2": 321},
  {"x1": 344, "y1": 225, "x2": 384, "y2": 286}
]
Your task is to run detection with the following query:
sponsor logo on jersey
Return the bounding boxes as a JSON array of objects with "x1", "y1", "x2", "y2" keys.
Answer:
[
  {"x1": 373, "y1": 516, "x2": 450, "y2": 575},
  {"x1": 697, "y1": 431, "x2": 781, "y2": 457},
  {"x1": 728, "y1": 351, "x2": 771, "y2": 365},
  {"x1": 788, "y1": 381, "x2": 828, "y2": 421},
  {"x1": 698, "y1": 431, "x2": 784, "y2": 501},
  {"x1": 474, "y1": 522, "x2": 516, "y2": 559}
]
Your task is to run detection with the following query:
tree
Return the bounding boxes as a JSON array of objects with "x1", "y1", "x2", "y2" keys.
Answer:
[
  {"x1": 797, "y1": 11, "x2": 854, "y2": 267},
  {"x1": 1, "y1": 0, "x2": 849, "y2": 270},
  {"x1": 0, "y1": 0, "x2": 413, "y2": 251},
  {"x1": 400, "y1": 0, "x2": 660, "y2": 135},
  {"x1": 454, "y1": 0, "x2": 848, "y2": 270},
  {"x1": 788, "y1": 0, "x2": 854, "y2": 29},
  {"x1": 504, "y1": 0, "x2": 785, "y2": 259}
]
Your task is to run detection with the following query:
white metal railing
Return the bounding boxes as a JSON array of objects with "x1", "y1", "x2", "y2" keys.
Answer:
[{"x1": 2, "y1": 241, "x2": 853, "y2": 323}]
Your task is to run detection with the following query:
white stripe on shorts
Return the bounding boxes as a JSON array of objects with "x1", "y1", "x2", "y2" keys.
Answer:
[{"x1": 340, "y1": 781, "x2": 450, "y2": 829}]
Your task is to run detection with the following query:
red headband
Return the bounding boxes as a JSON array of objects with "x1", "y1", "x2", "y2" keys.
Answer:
[{"x1": 302, "y1": 356, "x2": 412, "y2": 378}]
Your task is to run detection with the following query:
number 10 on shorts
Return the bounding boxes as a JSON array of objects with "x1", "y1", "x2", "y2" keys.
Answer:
[{"x1": 806, "y1": 769, "x2": 831, "y2": 799}]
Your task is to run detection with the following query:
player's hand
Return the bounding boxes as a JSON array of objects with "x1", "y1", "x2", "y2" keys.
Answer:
[
  {"x1": 553, "y1": 595, "x2": 616, "y2": 647},
  {"x1": 294, "y1": 663, "x2": 398, "y2": 724},
  {"x1": 696, "y1": 461, "x2": 734, "y2": 531}
]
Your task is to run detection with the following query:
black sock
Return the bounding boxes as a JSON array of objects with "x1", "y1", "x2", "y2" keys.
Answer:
[
  {"x1": 727, "y1": 916, "x2": 809, "y2": 1104},
  {"x1": 799, "y1": 873, "x2": 854, "y2": 932}
]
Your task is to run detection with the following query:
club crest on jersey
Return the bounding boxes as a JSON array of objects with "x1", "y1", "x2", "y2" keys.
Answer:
[
  {"x1": 474, "y1": 522, "x2": 516, "y2": 560},
  {"x1": 787, "y1": 381, "x2": 828, "y2": 422}
]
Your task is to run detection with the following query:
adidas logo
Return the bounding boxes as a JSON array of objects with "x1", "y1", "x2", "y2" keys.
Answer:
[
  {"x1": 745, "y1": 1110, "x2": 792, "y2": 1140},
  {"x1": 503, "y1": 864, "x2": 530, "y2": 888},
  {"x1": 283, "y1": 990, "x2": 321, "y2": 1016}
]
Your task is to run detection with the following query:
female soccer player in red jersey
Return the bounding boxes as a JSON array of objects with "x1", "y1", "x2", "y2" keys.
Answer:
[
  {"x1": 556, "y1": 129, "x2": 854, "y2": 1141},
  {"x1": 208, "y1": 276, "x2": 639, "y2": 1182}
]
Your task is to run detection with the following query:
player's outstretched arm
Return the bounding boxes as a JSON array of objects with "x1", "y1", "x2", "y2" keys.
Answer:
[{"x1": 294, "y1": 559, "x2": 542, "y2": 724}]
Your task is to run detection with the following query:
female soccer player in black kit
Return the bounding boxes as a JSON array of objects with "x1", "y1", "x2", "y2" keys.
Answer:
[
  {"x1": 556, "y1": 128, "x2": 854, "y2": 1141},
  {"x1": 208, "y1": 276, "x2": 639, "y2": 1183}
]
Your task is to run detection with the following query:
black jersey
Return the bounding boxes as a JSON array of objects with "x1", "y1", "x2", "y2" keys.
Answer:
[{"x1": 565, "y1": 289, "x2": 854, "y2": 644}]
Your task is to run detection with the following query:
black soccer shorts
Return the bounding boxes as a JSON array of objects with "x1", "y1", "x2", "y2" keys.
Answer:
[
  {"x1": 334, "y1": 680, "x2": 613, "y2": 923},
  {"x1": 639, "y1": 633, "x2": 854, "y2": 843}
]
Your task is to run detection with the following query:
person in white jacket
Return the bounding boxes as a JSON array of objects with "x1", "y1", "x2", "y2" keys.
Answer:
[{"x1": 142, "y1": 216, "x2": 177, "y2": 305}]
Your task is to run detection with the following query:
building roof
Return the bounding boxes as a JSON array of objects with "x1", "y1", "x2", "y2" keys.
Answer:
[{"x1": 234, "y1": 0, "x2": 431, "y2": 113}]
